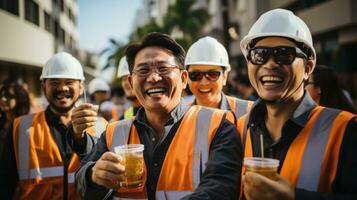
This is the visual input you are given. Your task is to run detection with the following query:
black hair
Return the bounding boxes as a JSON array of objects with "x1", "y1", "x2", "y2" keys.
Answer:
[
  {"x1": 311, "y1": 65, "x2": 357, "y2": 114},
  {"x1": 0, "y1": 81, "x2": 30, "y2": 117},
  {"x1": 125, "y1": 32, "x2": 186, "y2": 72}
]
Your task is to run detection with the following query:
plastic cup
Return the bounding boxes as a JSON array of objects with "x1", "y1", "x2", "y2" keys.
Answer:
[
  {"x1": 114, "y1": 144, "x2": 144, "y2": 188},
  {"x1": 244, "y1": 157, "x2": 279, "y2": 180}
]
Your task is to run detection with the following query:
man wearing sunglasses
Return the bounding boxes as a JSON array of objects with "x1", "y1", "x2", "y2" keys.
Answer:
[
  {"x1": 75, "y1": 32, "x2": 242, "y2": 199},
  {"x1": 185, "y1": 36, "x2": 253, "y2": 120},
  {"x1": 238, "y1": 9, "x2": 357, "y2": 200}
]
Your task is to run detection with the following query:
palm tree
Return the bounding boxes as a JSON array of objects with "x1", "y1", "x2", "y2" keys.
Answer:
[
  {"x1": 163, "y1": 0, "x2": 210, "y2": 50},
  {"x1": 100, "y1": 38, "x2": 127, "y2": 71},
  {"x1": 102, "y1": 0, "x2": 210, "y2": 81}
]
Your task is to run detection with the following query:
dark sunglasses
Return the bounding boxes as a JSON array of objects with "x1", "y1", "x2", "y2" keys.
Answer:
[
  {"x1": 0, "y1": 90, "x2": 15, "y2": 99},
  {"x1": 188, "y1": 71, "x2": 222, "y2": 81},
  {"x1": 248, "y1": 46, "x2": 307, "y2": 65}
]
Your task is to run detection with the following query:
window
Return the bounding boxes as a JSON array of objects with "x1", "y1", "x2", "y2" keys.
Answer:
[
  {"x1": 44, "y1": 11, "x2": 53, "y2": 33},
  {"x1": 0, "y1": 0, "x2": 19, "y2": 16},
  {"x1": 60, "y1": 28, "x2": 65, "y2": 44},
  {"x1": 54, "y1": 20, "x2": 60, "y2": 39},
  {"x1": 25, "y1": 0, "x2": 39, "y2": 26}
]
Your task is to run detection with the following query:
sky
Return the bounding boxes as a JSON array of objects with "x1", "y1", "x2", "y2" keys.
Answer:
[
  {"x1": 78, "y1": 0, "x2": 142, "y2": 53},
  {"x1": 78, "y1": 0, "x2": 143, "y2": 81}
]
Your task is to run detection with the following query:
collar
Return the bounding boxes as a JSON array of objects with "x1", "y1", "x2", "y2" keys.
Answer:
[
  {"x1": 135, "y1": 99, "x2": 190, "y2": 126},
  {"x1": 248, "y1": 92, "x2": 317, "y2": 128},
  {"x1": 192, "y1": 92, "x2": 230, "y2": 110}
]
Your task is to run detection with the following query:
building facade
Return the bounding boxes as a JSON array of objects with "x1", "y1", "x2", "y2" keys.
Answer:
[{"x1": 0, "y1": 0, "x2": 79, "y2": 95}]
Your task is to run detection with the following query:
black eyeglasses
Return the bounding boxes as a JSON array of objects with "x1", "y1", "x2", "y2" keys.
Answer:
[
  {"x1": 132, "y1": 62, "x2": 181, "y2": 77},
  {"x1": 188, "y1": 71, "x2": 222, "y2": 81},
  {"x1": 248, "y1": 46, "x2": 307, "y2": 65}
]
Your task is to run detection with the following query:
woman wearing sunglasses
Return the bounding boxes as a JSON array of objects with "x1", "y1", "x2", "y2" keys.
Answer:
[
  {"x1": 185, "y1": 36, "x2": 252, "y2": 120},
  {"x1": 0, "y1": 81, "x2": 30, "y2": 156}
]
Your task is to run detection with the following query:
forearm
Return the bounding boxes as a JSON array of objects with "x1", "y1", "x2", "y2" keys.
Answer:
[
  {"x1": 75, "y1": 161, "x2": 112, "y2": 199},
  {"x1": 75, "y1": 132, "x2": 111, "y2": 198}
]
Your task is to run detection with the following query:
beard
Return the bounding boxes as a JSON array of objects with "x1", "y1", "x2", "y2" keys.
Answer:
[{"x1": 48, "y1": 90, "x2": 78, "y2": 114}]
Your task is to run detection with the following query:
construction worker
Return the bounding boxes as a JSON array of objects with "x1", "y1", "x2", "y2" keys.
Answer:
[
  {"x1": 88, "y1": 77, "x2": 111, "y2": 104},
  {"x1": 117, "y1": 56, "x2": 141, "y2": 119},
  {"x1": 238, "y1": 9, "x2": 357, "y2": 199},
  {"x1": 0, "y1": 52, "x2": 107, "y2": 199},
  {"x1": 88, "y1": 78, "x2": 119, "y2": 121},
  {"x1": 185, "y1": 36, "x2": 253, "y2": 120},
  {"x1": 75, "y1": 32, "x2": 242, "y2": 199}
]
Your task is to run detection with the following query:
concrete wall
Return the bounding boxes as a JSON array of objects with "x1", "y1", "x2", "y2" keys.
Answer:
[{"x1": 0, "y1": 11, "x2": 54, "y2": 67}]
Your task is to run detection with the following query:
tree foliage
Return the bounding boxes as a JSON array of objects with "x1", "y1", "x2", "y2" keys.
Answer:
[{"x1": 104, "y1": 0, "x2": 210, "y2": 86}]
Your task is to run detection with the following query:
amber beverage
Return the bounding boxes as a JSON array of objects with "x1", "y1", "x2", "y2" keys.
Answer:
[
  {"x1": 244, "y1": 157, "x2": 279, "y2": 180},
  {"x1": 115, "y1": 144, "x2": 144, "y2": 188}
]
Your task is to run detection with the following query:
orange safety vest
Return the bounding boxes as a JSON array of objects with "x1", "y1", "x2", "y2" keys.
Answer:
[
  {"x1": 238, "y1": 106, "x2": 356, "y2": 194},
  {"x1": 12, "y1": 111, "x2": 107, "y2": 200},
  {"x1": 226, "y1": 95, "x2": 253, "y2": 120},
  {"x1": 106, "y1": 105, "x2": 229, "y2": 199}
]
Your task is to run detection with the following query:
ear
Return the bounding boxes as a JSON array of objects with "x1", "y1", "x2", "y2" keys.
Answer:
[
  {"x1": 41, "y1": 80, "x2": 46, "y2": 94},
  {"x1": 303, "y1": 60, "x2": 315, "y2": 81},
  {"x1": 79, "y1": 81, "x2": 84, "y2": 95},
  {"x1": 128, "y1": 75, "x2": 133, "y2": 89},
  {"x1": 181, "y1": 70, "x2": 188, "y2": 89},
  {"x1": 222, "y1": 71, "x2": 229, "y2": 86}
]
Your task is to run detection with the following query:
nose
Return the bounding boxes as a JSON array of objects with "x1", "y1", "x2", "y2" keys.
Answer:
[
  {"x1": 57, "y1": 82, "x2": 70, "y2": 91},
  {"x1": 146, "y1": 71, "x2": 162, "y2": 83},
  {"x1": 199, "y1": 75, "x2": 210, "y2": 85},
  {"x1": 262, "y1": 57, "x2": 279, "y2": 69}
]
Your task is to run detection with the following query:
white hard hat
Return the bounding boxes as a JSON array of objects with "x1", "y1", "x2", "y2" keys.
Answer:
[
  {"x1": 240, "y1": 9, "x2": 315, "y2": 61},
  {"x1": 40, "y1": 52, "x2": 85, "y2": 80},
  {"x1": 117, "y1": 56, "x2": 130, "y2": 78},
  {"x1": 88, "y1": 78, "x2": 110, "y2": 94},
  {"x1": 185, "y1": 36, "x2": 231, "y2": 71}
]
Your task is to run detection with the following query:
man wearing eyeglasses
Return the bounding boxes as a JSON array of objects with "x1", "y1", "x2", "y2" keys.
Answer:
[
  {"x1": 75, "y1": 32, "x2": 242, "y2": 199},
  {"x1": 185, "y1": 36, "x2": 253, "y2": 121},
  {"x1": 238, "y1": 9, "x2": 357, "y2": 200}
]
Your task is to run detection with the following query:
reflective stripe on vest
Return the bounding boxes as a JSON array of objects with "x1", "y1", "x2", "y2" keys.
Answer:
[
  {"x1": 110, "y1": 119, "x2": 134, "y2": 151},
  {"x1": 94, "y1": 117, "x2": 106, "y2": 138},
  {"x1": 296, "y1": 108, "x2": 340, "y2": 191},
  {"x1": 18, "y1": 113, "x2": 77, "y2": 184},
  {"x1": 241, "y1": 106, "x2": 355, "y2": 193},
  {"x1": 156, "y1": 190, "x2": 192, "y2": 200},
  {"x1": 234, "y1": 98, "x2": 249, "y2": 119},
  {"x1": 18, "y1": 114, "x2": 35, "y2": 180},
  {"x1": 192, "y1": 107, "x2": 213, "y2": 189},
  {"x1": 109, "y1": 106, "x2": 224, "y2": 199}
]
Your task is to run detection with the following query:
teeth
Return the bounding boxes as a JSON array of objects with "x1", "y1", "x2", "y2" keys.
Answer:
[
  {"x1": 199, "y1": 89, "x2": 211, "y2": 93},
  {"x1": 261, "y1": 76, "x2": 283, "y2": 82},
  {"x1": 147, "y1": 88, "x2": 166, "y2": 94}
]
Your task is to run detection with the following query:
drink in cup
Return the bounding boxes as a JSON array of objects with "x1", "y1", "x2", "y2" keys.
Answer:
[
  {"x1": 115, "y1": 144, "x2": 144, "y2": 188},
  {"x1": 244, "y1": 157, "x2": 279, "y2": 180}
]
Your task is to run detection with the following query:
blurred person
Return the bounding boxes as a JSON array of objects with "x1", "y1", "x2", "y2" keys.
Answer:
[
  {"x1": 75, "y1": 32, "x2": 242, "y2": 199},
  {"x1": 88, "y1": 78, "x2": 119, "y2": 121},
  {"x1": 306, "y1": 65, "x2": 357, "y2": 114},
  {"x1": 88, "y1": 78, "x2": 111, "y2": 104},
  {"x1": 238, "y1": 9, "x2": 357, "y2": 200},
  {"x1": 185, "y1": 36, "x2": 252, "y2": 120},
  {"x1": 235, "y1": 74, "x2": 258, "y2": 101},
  {"x1": 0, "y1": 52, "x2": 107, "y2": 200},
  {"x1": 0, "y1": 81, "x2": 30, "y2": 156},
  {"x1": 117, "y1": 56, "x2": 141, "y2": 119},
  {"x1": 22, "y1": 82, "x2": 44, "y2": 113}
]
